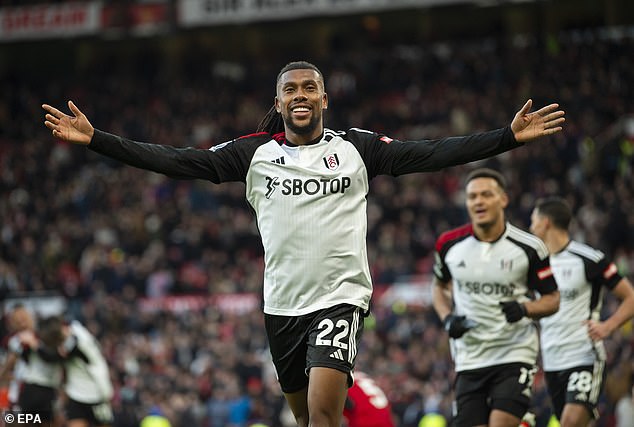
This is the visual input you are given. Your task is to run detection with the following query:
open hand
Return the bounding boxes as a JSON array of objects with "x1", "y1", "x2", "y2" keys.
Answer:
[
  {"x1": 511, "y1": 99, "x2": 565, "y2": 143},
  {"x1": 42, "y1": 101, "x2": 94, "y2": 145}
]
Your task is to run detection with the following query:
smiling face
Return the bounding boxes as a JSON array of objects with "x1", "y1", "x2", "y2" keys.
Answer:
[
  {"x1": 275, "y1": 68, "x2": 328, "y2": 144},
  {"x1": 465, "y1": 177, "x2": 508, "y2": 231}
]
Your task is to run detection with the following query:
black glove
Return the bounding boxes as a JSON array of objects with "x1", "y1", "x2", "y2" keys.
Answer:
[
  {"x1": 443, "y1": 314, "x2": 476, "y2": 338},
  {"x1": 500, "y1": 301, "x2": 527, "y2": 323}
]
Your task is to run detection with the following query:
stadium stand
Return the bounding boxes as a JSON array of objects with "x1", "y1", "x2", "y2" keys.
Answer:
[{"x1": 1, "y1": 1, "x2": 634, "y2": 426}]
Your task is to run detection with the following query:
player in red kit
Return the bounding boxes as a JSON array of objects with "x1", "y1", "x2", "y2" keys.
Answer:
[{"x1": 343, "y1": 372, "x2": 396, "y2": 427}]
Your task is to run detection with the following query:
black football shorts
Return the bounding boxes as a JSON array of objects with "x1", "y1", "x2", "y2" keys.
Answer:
[
  {"x1": 265, "y1": 303, "x2": 365, "y2": 393},
  {"x1": 453, "y1": 362, "x2": 537, "y2": 426},
  {"x1": 545, "y1": 362, "x2": 605, "y2": 420},
  {"x1": 17, "y1": 383, "x2": 57, "y2": 421},
  {"x1": 65, "y1": 398, "x2": 114, "y2": 426}
]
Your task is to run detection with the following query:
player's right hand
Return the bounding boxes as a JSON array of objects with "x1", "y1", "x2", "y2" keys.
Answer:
[{"x1": 443, "y1": 314, "x2": 476, "y2": 338}]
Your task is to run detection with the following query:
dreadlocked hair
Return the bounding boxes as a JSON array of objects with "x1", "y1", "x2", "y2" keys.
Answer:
[
  {"x1": 256, "y1": 60, "x2": 325, "y2": 135},
  {"x1": 256, "y1": 105, "x2": 283, "y2": 134}
]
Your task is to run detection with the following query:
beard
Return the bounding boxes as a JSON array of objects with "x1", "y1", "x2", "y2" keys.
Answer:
[
  {"x1": 471, "y1": 211, "x2": 503, "y2": 231},
  {"x1": 283, "y1": 113, "x2": 321, "y2": 136},
  {"x1": 475, "y1": 219, "x2": 495, "y2": 230}
]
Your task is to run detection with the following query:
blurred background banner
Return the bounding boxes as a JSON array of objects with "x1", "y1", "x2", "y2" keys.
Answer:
[
  {"x1": 2, "y1": 292, "x2": 67, "y2": 317},
  {"x1": 138, "y1": 293, "x2": 259, "y2": 314},
  {"x1": 177, "y1": 0, "x2": 466, "y2": 27},
  {"x1": 0, "y1": 2, "x2": 101, "y2": 41},
  {"x1": 102, "y1": 1, "x2": 170, "y2": 37}
]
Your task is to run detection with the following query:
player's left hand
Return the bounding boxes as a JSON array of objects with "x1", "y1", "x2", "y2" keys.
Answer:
[
  {"x1": 500, "y1": 300, "x2": 527, "y2": 323},
  {"x1": 511, "y1": 99, "x2": 565, "y2": 143},
  {"x1": 43, "y1": 101, "x2": 94, "y2": 145},
  {"x1": 584, "y1": 319, "x2": 611, "y2": 341}
]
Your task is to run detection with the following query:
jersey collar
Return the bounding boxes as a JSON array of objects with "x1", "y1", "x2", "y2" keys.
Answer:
[
  {"x1": 473, "y1": 222, "x2": 509, "y2": 243},
  {"x1": 273, "y1": 131, "x2": 325, "y2": 147}
]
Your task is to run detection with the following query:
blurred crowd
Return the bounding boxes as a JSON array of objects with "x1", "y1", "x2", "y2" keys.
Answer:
[{"x1": 1, "y1": 26, "x2": 634, "y2": 426}]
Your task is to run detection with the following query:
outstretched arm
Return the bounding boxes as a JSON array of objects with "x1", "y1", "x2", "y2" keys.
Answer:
[
  {"x1": 42, "y1": 100, "x2": 251, "y2": 183},
  {"x1": 511, "y1": 99, "x2": 565, "y2": 143},
  {"x1": 42, "y1": 101, "x2": 94, "y2": 145},
  {"x1": 360, "y1": 100, "x2": 565, "y2": 177}
]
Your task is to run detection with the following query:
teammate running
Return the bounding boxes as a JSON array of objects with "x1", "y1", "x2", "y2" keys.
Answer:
[
  {"x1": 38, "y1": 316, "x2": 114, "y2": 427},
  {"x1": 0, "y1": 306, "x2": 63, "y2": 426},
  {"x1": 432, "y1": 168, "x2": 560, "y2": 427},
  {"x1": 530, "y1": 196, "x2": 634, "y2": 426}
]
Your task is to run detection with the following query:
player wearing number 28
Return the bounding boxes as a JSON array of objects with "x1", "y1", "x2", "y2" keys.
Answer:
[
  {"x1": 530, "y1": 196, "x2": 634, "y2": 427},
  {"x1": 432, "y1": 168, "x2": 560, "y2": 427},
  {"x1": 42, "y1": 60, "x2": 565, "y2": 427}
]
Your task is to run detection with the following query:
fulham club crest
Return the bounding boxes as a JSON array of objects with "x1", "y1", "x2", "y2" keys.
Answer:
[{"x1": 323, "y1": 153, "x2": 340, "y2": 170}]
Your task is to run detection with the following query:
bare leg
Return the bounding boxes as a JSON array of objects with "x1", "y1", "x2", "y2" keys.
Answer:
[
  {"x1": 560, "y1": 403, "x2": 592, "y2": 427},
  {"x1": 284, "y1": 387, "x2": 309, "y2": 427},
  {"x1": 306, "y1": 367, "x2": 348, "y2": 427},
  {"x1": 66, "y1": 419, "x2": 90, "y2": 427},
  {"x1": 489, "y1": 409, "x2": 521, "y2": 427}
]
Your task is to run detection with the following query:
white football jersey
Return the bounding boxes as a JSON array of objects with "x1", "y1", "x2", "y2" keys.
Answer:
[
  {"x1": 434, "y1": 223, "x2": 557, "y2": 372},
  {"x1": 62, "y1": 321, "x2": 113, "y2": 404},
  {"x1": 90, "y1": 125, "x2": 520, "y2": 316},
  {"x1": 540, "y1": 240, "x2": 621, "y2": 371},
  {"x1": 7, "y1": 334, "x2": 62, "y2": 387},
  {"x1": 6, "y1": 333, "x2": 62, "y2": 403}
]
